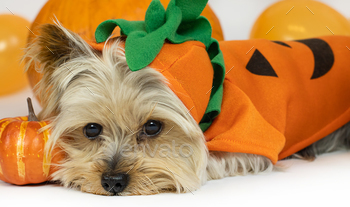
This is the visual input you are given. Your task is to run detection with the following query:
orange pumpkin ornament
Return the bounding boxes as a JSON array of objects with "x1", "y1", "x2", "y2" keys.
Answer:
[
  {"x1": 26, "y1": 0, "x2": 224, "y2": 98},
  {"x1": 0, "y1": 98, "x2": 63, "y2": 185}
]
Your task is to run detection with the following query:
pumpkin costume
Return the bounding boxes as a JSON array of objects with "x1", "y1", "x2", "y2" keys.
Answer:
[
  {"x1": 93, "y1": 0, "x2": 350, "y2": 164},
  {"x1": 206, "y1": 36, "x2": 350, "y2": 163},
  {"x1": 91, "y1": 36, "x2": 350, "y2": 164}
]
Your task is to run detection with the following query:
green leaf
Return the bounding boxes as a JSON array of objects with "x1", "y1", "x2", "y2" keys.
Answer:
[
  {"x1": 145, "y1": 0, "x2": 166, "y2": 33},
  {"x1": 175, "y1": 0, "x2": 208, "y2": 22},
  {"x1": 95, "y1": 20, "x2": 146, "y2": 43}
]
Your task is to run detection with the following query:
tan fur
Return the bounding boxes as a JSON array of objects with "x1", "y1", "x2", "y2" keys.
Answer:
[
  {"x1": 207, "y1": 152, "x2": 273, "y2": 180},
  {"x1": 23, "y1": 23, "x2": 278, "y2": 196}
]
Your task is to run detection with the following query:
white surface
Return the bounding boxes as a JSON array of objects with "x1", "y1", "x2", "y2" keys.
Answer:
[
  {"x1": 0, "y1": 151, "x2": 349, "y2": 206},
  {"x1": 1, "y1": 0, "x2": 350, "y2": 206}
]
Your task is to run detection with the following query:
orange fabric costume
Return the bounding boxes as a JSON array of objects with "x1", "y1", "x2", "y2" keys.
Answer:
[
  {"x1": 90, "y1": 35, "x2": 350, "y2": 164},
  {"x1": 205, "y1": 36, "x2": 350, "y2": 163}
]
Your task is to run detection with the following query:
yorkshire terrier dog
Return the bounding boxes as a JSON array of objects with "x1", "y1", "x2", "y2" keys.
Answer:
[{"x1": 24, "y1": 23, "x2": 350, "y2": 196}]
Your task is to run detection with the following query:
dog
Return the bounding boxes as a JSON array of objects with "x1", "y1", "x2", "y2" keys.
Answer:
[{"x1": 24, "y1": 22, "x2": 350, "y2": 196}]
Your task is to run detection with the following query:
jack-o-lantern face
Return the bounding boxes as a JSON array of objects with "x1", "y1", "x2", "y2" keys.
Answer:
[{"x1": 245, "y1": 38, "x2": 335, "y2": 79}]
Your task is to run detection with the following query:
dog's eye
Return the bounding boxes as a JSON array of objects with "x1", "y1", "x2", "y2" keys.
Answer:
[
  {"x1": 83, "y1": 123, "x2": 103, "y2": 139},
  {"x1": 143, "y1": 120, "x2": 162, "y2": 136}
]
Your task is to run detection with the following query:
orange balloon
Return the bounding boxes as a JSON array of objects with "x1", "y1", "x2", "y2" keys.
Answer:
[
  {"x1": 250, "y1": 0, "x2": 350, "y2": 40},
  {"x1": 0, "y1": 14, "x2": 30, "y2": 96}
]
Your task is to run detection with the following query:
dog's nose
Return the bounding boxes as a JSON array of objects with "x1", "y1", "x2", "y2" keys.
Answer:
[{"x1": 101, "y1": 173, "x2": 129, "y2": 194}]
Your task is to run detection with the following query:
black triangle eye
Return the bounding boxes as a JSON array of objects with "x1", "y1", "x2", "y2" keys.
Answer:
[
  {"x1": 143, "y1": 120, "x2": 162, "y2": 136},
  {"x1": 246, "y1": 49, "x2": 278, "y2": 77},
  {"x1": 83, "y1": 123, "x2": 103, "y2": 139}
]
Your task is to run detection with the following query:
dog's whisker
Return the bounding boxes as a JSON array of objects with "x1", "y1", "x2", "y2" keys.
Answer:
[
  {"x1": 164, "y1": 165, "x2": 193, "y2": 193},
  {"x1": 143, "y1": 101, "x2": 159, "y2": 125},
  {"x1": 141, "y1": 175, "x2": 158, "y2": 194},
  {"x1": 165, "y1": 166, "x2": 182, "y2": 179}
]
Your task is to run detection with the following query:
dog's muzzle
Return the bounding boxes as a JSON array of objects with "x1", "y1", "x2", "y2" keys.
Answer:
[{"x1": 101, "y1": 173, "x2": 129, "y2": 194}]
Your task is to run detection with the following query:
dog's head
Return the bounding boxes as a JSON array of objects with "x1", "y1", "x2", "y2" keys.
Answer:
[{"x1": 25, "y1": 24, "x2": 208, "y2": 195}]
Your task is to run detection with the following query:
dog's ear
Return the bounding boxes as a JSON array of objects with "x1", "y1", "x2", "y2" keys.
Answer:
[
  {"x1": 24, "y1": 24, "x2": 100, "y2": 119},
  {"x1": 25, "y1": 23, "x2": 97, "y2": 72},
  {"x1": 36, "y1": 24, "x2": 80, "y2": 69}
]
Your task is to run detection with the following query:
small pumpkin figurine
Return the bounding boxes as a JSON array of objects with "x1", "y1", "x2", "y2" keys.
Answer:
[{"x1": 0, "y1": 98, "x2": 63, "y2": 185}]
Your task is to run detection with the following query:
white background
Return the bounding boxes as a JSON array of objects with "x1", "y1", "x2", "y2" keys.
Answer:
[{"x1": 1, "y1": 0, "x2": 350, "y2": 206}]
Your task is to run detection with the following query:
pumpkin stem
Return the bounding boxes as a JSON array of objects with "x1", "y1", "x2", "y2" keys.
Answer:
[{"x1": 27, "y1": 97, "x2": 39, "y2": 121}]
